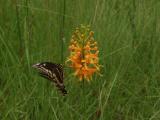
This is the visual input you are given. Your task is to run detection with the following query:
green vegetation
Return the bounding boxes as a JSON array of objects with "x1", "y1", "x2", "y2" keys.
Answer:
[{"x1": 0, "y1": 0, "x2": 160, "y2": 119}]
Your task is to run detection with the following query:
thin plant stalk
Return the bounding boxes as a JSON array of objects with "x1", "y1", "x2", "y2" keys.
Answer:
[
  {"x1": 15, "y1": 0, "x2": 23, "y2": 61},
  {"x1": 59, "y1": 0, "x2": 66, "y2": 64}
]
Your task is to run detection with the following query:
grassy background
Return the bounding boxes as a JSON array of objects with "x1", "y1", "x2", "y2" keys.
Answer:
[{"x1": 0, "y1": 0, "x2": 160, "y2": 119}]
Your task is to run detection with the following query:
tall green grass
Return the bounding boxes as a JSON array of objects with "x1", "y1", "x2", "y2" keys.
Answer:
[{"x1": 0, "y1": 0, "x2": 160, "y2": 119}]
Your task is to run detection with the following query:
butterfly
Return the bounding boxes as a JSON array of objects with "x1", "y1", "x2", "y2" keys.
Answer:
[{"x1": 32, "y1": 62, "x2": 67, "y2": 95}]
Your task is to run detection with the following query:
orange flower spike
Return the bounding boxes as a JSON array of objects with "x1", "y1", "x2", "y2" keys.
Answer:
[{"x1": 66, "y1": 25, "x2": 101, "y2": 81}]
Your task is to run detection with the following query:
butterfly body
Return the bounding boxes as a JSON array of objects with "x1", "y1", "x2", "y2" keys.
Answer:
[{"x1": 32, "y1": 62, "x2": 67, "y2": 95}]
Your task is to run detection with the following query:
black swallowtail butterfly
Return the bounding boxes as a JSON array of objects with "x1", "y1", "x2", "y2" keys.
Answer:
[{"x1": 32, "y1": 62, "x2": 67, "y2": 95}]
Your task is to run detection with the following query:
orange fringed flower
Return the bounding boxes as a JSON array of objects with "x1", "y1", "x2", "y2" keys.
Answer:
[{"x1": 66, "y1": 25, "x2": 101, "y2": 81}]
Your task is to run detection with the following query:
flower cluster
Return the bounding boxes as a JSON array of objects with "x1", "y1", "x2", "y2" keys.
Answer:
[{"x1": 66, "y1": 25, "x2": 100, "y2": 81}]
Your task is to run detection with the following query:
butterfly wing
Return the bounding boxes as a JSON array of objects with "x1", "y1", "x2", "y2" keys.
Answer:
[{"x1": 32, "y1": 62, "x2": 67, "y2": 95}]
